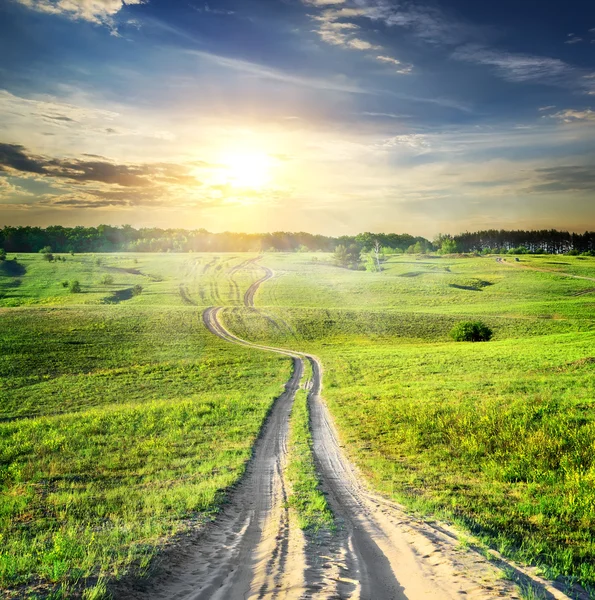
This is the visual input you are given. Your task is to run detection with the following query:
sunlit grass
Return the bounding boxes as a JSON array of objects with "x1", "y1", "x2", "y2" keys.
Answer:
[
  {"x1": 0, "y1": 256, "x2": 290, "y2": 598},
  {"x1": 224, "y1": 252, "x2": 595, "y2": 591}
]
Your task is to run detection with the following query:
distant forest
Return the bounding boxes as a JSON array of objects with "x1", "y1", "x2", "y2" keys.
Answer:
[{"x1": 1, "y1": 225, "x2": 595, "y2": 254}]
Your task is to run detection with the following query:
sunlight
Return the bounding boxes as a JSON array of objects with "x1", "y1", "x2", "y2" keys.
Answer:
[{"x1": 221, "y1": 150, "x2": 274, "y2": 189}]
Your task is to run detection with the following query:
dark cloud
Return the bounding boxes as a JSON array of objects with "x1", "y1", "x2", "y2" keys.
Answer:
[
  {"x1": 0, "y1": 143, "x2": 46, "y2": 174},
  {"x1": 530, "y1": 165, "x2": 595, "y2": 193},
  {"x1": 42, "y1": 114, "x2": 77, "y2": 122},
  {"x1": 0, "y1": 142, "x2": 197, "y2": 188}
]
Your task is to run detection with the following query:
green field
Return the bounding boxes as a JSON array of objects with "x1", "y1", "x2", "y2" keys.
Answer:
[
  {"x1": 225, "y1": 253, "x2": 595, "y2": 592},
  {"x1": 2, "y1": 251, "x2": 595, "y2": 596},
  {"x1": 0, "y1": 253, "x2": 290, "y2": 598}
]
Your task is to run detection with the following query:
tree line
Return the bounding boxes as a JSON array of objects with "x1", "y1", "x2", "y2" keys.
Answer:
[
  {"x1": 451, "y1": 229, "x2": 595, "y2": 254},
  {"x1": 0, "y1": 226, "x2": 428, "y2": 254},
  {"x1": 1, "y1": 225, "x2": 594, "y2": 255}
]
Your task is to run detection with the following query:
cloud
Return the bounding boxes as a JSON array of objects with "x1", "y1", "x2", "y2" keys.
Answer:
[
  {"x1": 189, "y1": 50, "x2": 371, "y2": 94},
  {"x1": 347, "y1": 38, "x2": 380, "y2": 50},
  {"x1": 308, "y1": 4, "x2": 411, "y2": 74},
  {"x1": 379, "y1": 134, "x2": 430, "y2": 151},
  {"x1": 303, "y1": 0, "x2": 346, "y2": 4},
  {"x1": 529, "y1": 165, "x2": 595, "y2": 193},
  {"x1": 538, "y1": 105, "x2": 556, "y2": 111},
  {"x1": 361, "y1": 111, "x2": 410, "y2": 119},
  {"x1": 13, "y1": 0, "x2": 144, "y2": 27},
  {"x1": 360, "y1": 0, "x2": 466, "y2": 45},
  {"x1": 376, "y1": 55, "x2": 413, "y2": 74},
  {"x1": 549, "y1": 108, "x2": 595, "y2": 122},
  {"x1": 0, "y1": 142, "x2": 198, "y2": 187},
  {"x1": 452, "y1": 45, "x2": 571, "y2": 84},
  {"x1": 0, "y1": 89, "x2": 119, "y2": 125},
  {"x1": 565, "y1": 34, "x2": 583, "y2": 44}
]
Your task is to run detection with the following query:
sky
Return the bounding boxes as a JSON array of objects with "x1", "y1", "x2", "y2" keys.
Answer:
[{"x1": 0, "y1": 0, "x2": 595, "y2": 237}]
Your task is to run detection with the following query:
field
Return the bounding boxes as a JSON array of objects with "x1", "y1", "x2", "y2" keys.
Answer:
[
  {"x1": 2, "y1": 251, "x2": 595, "y2": 597},
  {"x1": 0, "y1": 253, "x2": 290, "y2": 598}
]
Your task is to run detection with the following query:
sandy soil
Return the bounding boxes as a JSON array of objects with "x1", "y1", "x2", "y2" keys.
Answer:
[{"x1": 111, "y1": 260, "x2": 579, "y2": 600}]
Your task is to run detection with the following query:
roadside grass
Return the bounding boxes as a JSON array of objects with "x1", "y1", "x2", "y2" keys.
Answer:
[
  {"x1": 0, "y1": 256, "x2": 290, "y2": 598},
  {"x1": 286, "y1": 360, "x2": 334, "y2": 532}
]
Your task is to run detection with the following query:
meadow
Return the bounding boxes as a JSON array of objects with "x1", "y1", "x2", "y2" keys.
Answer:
[
  {"x1": 0, "y1": 253, "x2": 290, "y2": 598},
  {"x1": 224, "y1": 252, "x2": 595, "y2": 593},
  {"x1": 3, "y1": 250, "x2": 595, "y2": 596}
]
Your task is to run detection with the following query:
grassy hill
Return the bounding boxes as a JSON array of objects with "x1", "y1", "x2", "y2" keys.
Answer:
[{"x1": 2, "y1": 251, "x2": 595, "y2": 596}]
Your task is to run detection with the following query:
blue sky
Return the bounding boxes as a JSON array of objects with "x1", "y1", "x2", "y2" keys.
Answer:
[{"x1": 0, "y1": 0, "x2": 594, "y2": 236}]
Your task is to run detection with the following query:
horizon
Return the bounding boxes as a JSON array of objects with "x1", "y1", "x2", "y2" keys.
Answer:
[{"x1": 1, "y1": 0, "x2": 595, "y2": 236}]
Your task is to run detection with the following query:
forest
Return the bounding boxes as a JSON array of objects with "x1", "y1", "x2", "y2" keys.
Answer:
[{"x1": 1, "y1": 225, "x2": 595, "y2": 255}]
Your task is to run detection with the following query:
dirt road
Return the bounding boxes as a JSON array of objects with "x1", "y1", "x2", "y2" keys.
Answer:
[{"x1": 116, "y1": 260, "x2": 575, "y2": 600}]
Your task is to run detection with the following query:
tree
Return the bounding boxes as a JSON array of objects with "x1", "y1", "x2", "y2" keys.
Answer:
[
  {"x1": 100, "y1": 274, "x2": 114, "y2": 285},
  {"x1": 450, "y1": 321, "x2": 493, "y2": 342},
  {"x1": 333, "y1": 244, "x2": 361, "y2": 269},
  {"x1": 132, "y1": 284, "x2": 143, "y2": 296},
  {"x1": 436, "y1": 235, "x2": 458, "y2": 254},
  {"x1": 0, "y1": 248, "x2": 6, "y2": 261},
  {"x1": 40, "y1": 246, "x2": 54, "y2": 262},
  {"x1": 373, "y1": 239, "x2": 383, "y2": 271},
  {"x1": 333, "y1": 245, "x2": 350, "y2": 268},
  {"x1": 69, "y1": 280, "x2": 81, "y2": 293}
]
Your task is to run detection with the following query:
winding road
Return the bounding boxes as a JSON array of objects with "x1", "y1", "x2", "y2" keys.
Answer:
[{"x1": 116, "y1": 258, "x2": 576, "y2": 600}]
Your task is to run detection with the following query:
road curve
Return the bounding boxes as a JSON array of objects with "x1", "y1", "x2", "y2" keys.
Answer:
[
  {"x1": 244, "y1": 262, "x2": 274, "y2": 307},
  {"x1": 113, "y1": 261, "x2": 576, "y2": 600}
]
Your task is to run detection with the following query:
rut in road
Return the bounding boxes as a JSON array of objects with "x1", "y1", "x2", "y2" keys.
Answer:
[{"x1": 114, "y1": 260, "x2": 576, "y2": 600}]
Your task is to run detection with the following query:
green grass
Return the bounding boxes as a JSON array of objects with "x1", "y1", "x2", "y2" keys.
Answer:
[
  {"x1": 0, "y1": 255, "x2": 291, "y2": 598},
  {"x1": 4, "y1": 250, "x2": 595, "y2": 595},
  {"x1": 286, "y1": 359, "x2": 334, "y2": 532},
  {"x1": 224, "y1": 252, "x2": 595, "y2": 593}
]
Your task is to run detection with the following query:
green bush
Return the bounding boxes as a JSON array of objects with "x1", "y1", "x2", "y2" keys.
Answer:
[
  {"x1": 69, "y1": 280, "x2": 81, "y2": 294},
  {"x1": 132, "y1": 284, "x2": 143, "y2": 296},
  {"x1": 61, "y1": 280, "x2": 69, "y2": 288},
  {"x1": 0, "y1": 248, "x2": 6, "y2": 261},
  {"x1": 450, "y1": 321, "x2": 493, "y2": 342},
  {"x1": 100, "y1": 274, "x2": 114, "y2": 285}
]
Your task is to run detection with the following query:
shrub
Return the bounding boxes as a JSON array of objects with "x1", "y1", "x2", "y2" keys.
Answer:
[
  {"x1": 61, "y1": 280, "x2": 69, "y2": 288},
  {"x1": 450, "y1": 321, "x2": 493, "y2": 342},
  {"x1": 132, "y1": 284, "x2": 143, "y2": 296},
  {"x1": 0, "y1": 248, "x2": 6, "y2": 261},
  {"x1": 69, "y1": 280, "x2": 81, "y2": 293},
  {"x1": 100, "y1": 274, "x2": 114, "y2": 285}
]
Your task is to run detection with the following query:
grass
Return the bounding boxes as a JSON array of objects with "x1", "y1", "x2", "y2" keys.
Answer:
[
  {"x1": 223, "y1": 252, "x2": 595, "y2": 593},
  {"x1": 4, "y1": 250, "x2": 595, "y2": 596},
  {"x1": 286, "y1": 359, "x2": 334, "y2": 532},
  {"x1": 0, "y1": 254, "x2": 291, "y2": 598}
]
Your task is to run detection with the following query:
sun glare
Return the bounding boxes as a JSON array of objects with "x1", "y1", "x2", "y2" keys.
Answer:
[{"x1": 222, "y1": 151, "x2": 274, "y2": 190}]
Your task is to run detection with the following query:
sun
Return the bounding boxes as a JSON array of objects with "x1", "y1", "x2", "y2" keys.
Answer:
[{"x1": 222, "y1": 151, "x2": 274, "y2": 190}]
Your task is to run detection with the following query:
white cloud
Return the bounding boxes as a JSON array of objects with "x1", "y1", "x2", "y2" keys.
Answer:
[
  {"x1": 550, "y1": 109, "x2": 595, "y2": 123},
  {"x1": 13, "y1": 0, "x2": 143, "y2": 26},
  {"x1": 379, "y1": 134, "x2": 430, "y2": 151},
  {"x1": 188, "y1": 50, "x2": 371, "y2": 94},
  {"x1": 452, "y1": 45, "x2": 571, "y2": 84},
  {"x1": 308, "y1": 4, "x2": 412, "y2": 73},
  {"x1": 538, "y1": 105, "x2": 556, "y2": 111},
  {"x1": 347, "y1": 38, "x2": 380, "y2": 50},
  {"x1": 303, "y1": 0, "x2": 346, "y2": 4},
  {"x1": 565, "y1": 34, "x2": 583, "y2": 44},
  {"x1": 376, "y1": 55, "x2": 413, "y2": 74}
]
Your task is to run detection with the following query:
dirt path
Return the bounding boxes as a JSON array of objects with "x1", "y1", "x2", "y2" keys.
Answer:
[
  {"x1": 115, "y1": 263, "x2": 577, "y2": 600},
  {"x1": 243, "y1": 261, "x2": 274, "y2": 307}
]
